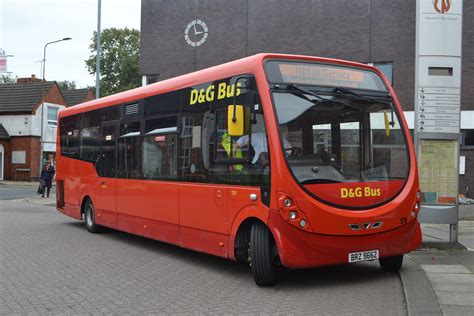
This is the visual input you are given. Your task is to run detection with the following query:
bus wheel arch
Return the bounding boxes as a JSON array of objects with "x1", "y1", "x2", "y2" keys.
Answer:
[
  {"x1": 80, "y1": 195, "x2": 92, "y2": 218},
  {"x1": 81, "y1": 196, "x2": 102, "y2": 233},
  {"x1": 234, "y1": 217, "x2": 280, "y2": 285}
]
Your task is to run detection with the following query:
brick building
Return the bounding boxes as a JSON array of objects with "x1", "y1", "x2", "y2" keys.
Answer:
[
  {"x1": 139, "y1": 0, "x2": 474, "y2": 197},
  {"x1": 0, "y1": 77, "x2": 67, "y2": 181}
]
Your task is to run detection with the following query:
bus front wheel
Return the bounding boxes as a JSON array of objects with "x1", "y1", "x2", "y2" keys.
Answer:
[
  {"x1": 250, "y1": 221, "x2": 277, "y2": 286},
  {"x1": 84, "y1": 199, "x2": 102, "y2": 234},
  {"x1": 379, "y1": 254, "x2": 403, "y2": 273}
]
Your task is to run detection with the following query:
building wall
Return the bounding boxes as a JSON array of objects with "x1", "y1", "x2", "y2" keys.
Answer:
[
  {"x1": 141, "y1": 0, "x2": 472, "y2": 111},
  {"x1": 140, "y1": 0, "x2": 473, "y2": 196},
  {"x1": 6, "y1": 136, "x2": 41, "y2": 181}
]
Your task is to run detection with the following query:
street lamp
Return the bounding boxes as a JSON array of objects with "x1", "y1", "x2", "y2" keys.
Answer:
[{"x1": 40, "y1": 37, "x2": 71, "y2": 176}]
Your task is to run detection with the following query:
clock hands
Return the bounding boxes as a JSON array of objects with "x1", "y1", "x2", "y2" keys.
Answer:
[{"x1": 193, "y1": 23, "x2": 203, "y2": 35}]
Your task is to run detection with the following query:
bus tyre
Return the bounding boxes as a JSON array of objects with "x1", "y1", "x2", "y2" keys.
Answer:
[
  {"x1": 379, "y1": 254, "x2": 403, "y2": 273},
  {"x1": 84, "y1": 199, "x2": 102, "y2": 234},
  {"x1": 250, "y1": 221, "x2": 277, "y2": 286}
]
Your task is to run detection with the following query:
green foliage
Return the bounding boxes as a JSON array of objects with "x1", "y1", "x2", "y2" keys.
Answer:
[
  {"x1": 0, "y1": 74, "x2": 16, "y2": 84},
  {"x1": 85, "y1": 27, "x2": 141, "y2": 97},
  {"x1": 58, "y1": 80, "x2": 77, "y2": 91}
]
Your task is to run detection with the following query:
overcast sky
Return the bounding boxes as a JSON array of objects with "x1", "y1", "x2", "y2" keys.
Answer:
[{"x1": 1, "y1": 0, "x2": 141, "y2": 88}]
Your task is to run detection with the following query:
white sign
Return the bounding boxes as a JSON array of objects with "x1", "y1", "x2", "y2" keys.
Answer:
[
  {"x1": 417, "y1": 86, "x2": 460, "y2": 133},
  {"x1": 12, "y1": 151, "x2": 26, "y2": 164},
  {"x1": 460, "y1": 156, "x2": 465, "y2": 175}
]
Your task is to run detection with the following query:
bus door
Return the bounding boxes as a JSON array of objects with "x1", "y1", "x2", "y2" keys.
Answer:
[
  {"x1": 178, "y1": 100, "x2": 230, "y2": 257},
  {"x1": 94, "y1": 122, "x2": 118, "y2": 227}
]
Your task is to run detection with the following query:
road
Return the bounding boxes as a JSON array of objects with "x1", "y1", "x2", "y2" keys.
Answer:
[
  {"x1": 0, "y1": 199, "x2": 408, "y2": 314},
  {"x1": 0, "y1": 185, "x2": 38, "y2": 200}
]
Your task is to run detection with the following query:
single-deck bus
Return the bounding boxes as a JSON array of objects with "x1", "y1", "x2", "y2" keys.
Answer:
[{"x1": 56, "y1": 54, "x2": 421, "y2": 285}]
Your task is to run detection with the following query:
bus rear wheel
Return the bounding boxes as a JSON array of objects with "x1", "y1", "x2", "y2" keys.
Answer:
[
  {"x1": 84, "y1": 199, "x2": 102, "y2": 234},
  {"x1": 250, "y1": 221, "x2": 277, "y2": 286},
  {"x1": 379, "y1": 254, "x2": 403, "y2": 273}
]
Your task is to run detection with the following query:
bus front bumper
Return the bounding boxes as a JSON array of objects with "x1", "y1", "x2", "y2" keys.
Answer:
[{"x1": 268, "y1": 210, "x2": 421, "y2": 269}]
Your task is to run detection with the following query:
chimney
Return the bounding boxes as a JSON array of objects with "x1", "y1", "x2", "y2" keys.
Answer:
[{"x1": 16, "y1": 74, "x2": 43, "y2": 84}]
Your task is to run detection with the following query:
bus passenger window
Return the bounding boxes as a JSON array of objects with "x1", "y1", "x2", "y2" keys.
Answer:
[
  {"x1": 141, "y1": 116, "x2": 178, "y2": 180},
  {"x1": 118, "y1": 121, "x2": 142, "y2": 179},
  {"x1": 59, "y1": 114, "x2": 80, "y2": 158},
  {"x1": 142, "y1": 135, "x2": 177, "y2": 180}
]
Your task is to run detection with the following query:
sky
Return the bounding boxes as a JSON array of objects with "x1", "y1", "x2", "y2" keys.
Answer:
[{"x1": 0, "y1": 0, "x2": 141, "y2": 88}]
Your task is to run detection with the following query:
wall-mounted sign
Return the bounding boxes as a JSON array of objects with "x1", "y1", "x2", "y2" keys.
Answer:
[{"x1": 418, "y1": 140, "x2": 457, "y2": 204}]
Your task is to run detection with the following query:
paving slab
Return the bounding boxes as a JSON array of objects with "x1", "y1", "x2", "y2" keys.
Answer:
[
  {"x1": 441, "y1": 304, "x2": 474, "y2": 315},
  {"x1": 436, "y1": 291, "x2": 474, "y2": 306},
  {"x1": 421, "y1": 264, "x2": 471, "y2": 274}
]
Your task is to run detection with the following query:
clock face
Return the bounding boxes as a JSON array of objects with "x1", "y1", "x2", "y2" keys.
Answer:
[{"x1": 184, "y1": 20, "x2": 209, "y2": 47}]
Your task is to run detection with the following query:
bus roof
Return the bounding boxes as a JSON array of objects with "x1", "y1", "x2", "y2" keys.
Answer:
[{"x1": 59, "y1": 53, "x2": 379, "y2": 119}]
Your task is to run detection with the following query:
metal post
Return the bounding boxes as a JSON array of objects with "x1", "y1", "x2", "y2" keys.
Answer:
[
  {"x1": 39, "y1": 38, "x2": 71, "y2": 177},
  {"x1": 96, "y1": 0, "x2": 101, "y2": 99}
]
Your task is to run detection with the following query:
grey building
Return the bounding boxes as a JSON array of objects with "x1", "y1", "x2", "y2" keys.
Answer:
[{"x1": 140, "y1": 0, "x2": 474, "y2": 197}]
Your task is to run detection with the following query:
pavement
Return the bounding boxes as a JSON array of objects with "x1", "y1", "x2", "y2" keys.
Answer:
[
  {"x1": 2, "y1": 180, "x2": 474, "y2": 314},
  {"x1": 401, "y1": 205, "x2": 474, "y2": 315}
]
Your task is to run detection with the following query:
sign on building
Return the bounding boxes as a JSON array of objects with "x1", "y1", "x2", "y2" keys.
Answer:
[
  {"x1": 415, "y1": 0, "x2": 463, "y2": 242},
  {"x1": 0, "y1": 49, "x2": 7, "y2": 73}
]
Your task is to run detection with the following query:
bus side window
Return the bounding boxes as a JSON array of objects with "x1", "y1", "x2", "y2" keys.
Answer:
[
  {"x1": 80, "y1": 110, "x2": 100, "y2": 164},
  {"x1": 118, "y1": 121, "x2": 142, "y2": 179},
  {"x1": 59, "y1": 114, "x2": 80, "y2": 159},
  {"x1": 142, "y1": 116, "x2": 178, "y2": 180},
  {"x1": 179, "y1": 86, "x2": 211, "y2": 183}
]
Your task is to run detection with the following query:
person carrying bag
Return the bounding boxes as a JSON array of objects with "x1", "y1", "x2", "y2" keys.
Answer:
[{"x1": 40, "y1": 160, "x2": 55, "y2": 198}]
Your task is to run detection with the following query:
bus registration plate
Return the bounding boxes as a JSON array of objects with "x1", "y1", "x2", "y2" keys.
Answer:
[{"x1": 348, "y1": 250, "x2": 379, "y2": 263}]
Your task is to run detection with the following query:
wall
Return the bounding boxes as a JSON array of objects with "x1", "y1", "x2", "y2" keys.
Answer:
[
  {"x1": 140, "y1": 0, "x2": 473, "y2": 196},
  {"x1": 0, "y1": 114, "x2": 33, "y2": 137},
  {"x1": 7, "y1": 136, "x2": 41, "y2": 181}
]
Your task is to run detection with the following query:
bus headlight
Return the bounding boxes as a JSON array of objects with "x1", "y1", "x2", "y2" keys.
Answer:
[{"x1": 277, "y1": 192, "x2": 312, "y2": 232}]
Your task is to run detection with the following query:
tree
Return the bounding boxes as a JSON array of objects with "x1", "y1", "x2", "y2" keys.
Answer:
[
  {"x1": 58, "y1": 80, "x2": 77, "y2": 91},
  {"x1": 85, "y1": 27, "x2": 141, "y2": 97},
  {"x1": 0, "y1": 74, "x2": 16, "y2": 84}
]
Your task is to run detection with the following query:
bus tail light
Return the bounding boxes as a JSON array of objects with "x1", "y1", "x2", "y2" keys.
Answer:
[
  {"x1": 411, "y1": 190, "x2": 421, "y2": 218},
  {"x1": 416, "y1": 190, "x2": 422, "y2": 202},
  {"x1": 277, "y1": 192, "x2": 312, "y2": 231}
]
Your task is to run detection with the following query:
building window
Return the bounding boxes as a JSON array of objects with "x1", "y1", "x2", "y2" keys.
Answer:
[
  {"x1": 47, "y1": 106, "x2": 59, "y2": 126},
  {"x1": 461, "y1": 130, "x2": 474, "y2": 148},
  {"x1": 371, "y1": 62, "x2": 393, "y2": 85}
]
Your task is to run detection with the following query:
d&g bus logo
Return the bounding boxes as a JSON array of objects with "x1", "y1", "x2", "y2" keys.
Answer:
[
  {"x1": 434, "y1": 0, "x2": 451, "y2": 14},
  {"x1": 341, "y1": 187, "x2": 381, "y2": 199}
]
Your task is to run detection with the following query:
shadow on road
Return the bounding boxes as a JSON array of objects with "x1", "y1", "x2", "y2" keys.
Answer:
[{"x1": 63, "y1": 220, "x2": 393, "y2": 288}]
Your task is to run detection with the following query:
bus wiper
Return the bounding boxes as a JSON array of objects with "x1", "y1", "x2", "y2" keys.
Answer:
[
  {"x1": 334, "y1": 87, "x2": 383, "y2": 103},
  {"x1": 288, "y1": 84, "x2": 347, "y2": 106}
]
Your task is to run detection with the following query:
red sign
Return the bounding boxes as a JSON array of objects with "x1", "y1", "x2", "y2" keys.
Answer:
[
  {"x1": 0, "y1": 57, "x2": 7, "y2": 73},
  {"x1": 434, "y1": 0, "x2": 451, "y2": 14}
]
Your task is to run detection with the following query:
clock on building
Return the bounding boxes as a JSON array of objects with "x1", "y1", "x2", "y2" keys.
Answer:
[{"x1": 184, "y1": 20, "x2": 209, "y2": 47}]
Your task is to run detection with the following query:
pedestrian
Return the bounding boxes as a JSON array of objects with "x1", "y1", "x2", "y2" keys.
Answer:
[{"x1": 40, "y1": 160, "x2": 55, "y2": 198}]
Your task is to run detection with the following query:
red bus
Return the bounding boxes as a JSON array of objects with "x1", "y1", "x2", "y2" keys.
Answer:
[{"x1": 56, "y1": 54, "x2": 421, "y2": 285}]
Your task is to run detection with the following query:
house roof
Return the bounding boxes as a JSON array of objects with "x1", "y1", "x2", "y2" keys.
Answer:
[
  {"x1": 0, "y1": 124, "x2": 10, "y2": 139},
  {"x1": 62, "y1": 88, "x2": 92, "y2": 106},
  {"x1": 0, "y1": 82, "x2": 55, "y2": 113}
]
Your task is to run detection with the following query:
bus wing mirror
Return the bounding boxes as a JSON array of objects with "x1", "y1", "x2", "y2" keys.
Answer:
[{"x1": 228, "y1": 105, "x2": 245, "y2": 136}]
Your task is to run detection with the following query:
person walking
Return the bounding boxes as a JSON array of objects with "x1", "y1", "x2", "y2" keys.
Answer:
[{"x1": 40, "y1": 160, "x2": 55, "y2": 198}]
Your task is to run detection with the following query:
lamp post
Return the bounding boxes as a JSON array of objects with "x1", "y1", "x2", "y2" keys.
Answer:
[{"x1": 40, "y1": 37, "x2": 71, "y2": 176}]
